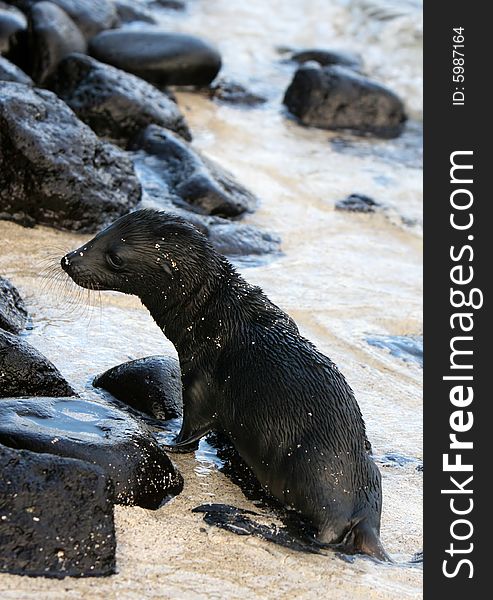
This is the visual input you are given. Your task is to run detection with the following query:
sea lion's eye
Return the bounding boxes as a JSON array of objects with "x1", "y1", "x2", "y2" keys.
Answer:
[{"x1": 107, "y1": 253, "x2": 123, "y2": 270}]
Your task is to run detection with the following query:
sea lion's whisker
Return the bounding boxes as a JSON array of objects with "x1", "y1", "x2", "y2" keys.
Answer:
[{"x1": 38, "y1": 263, "x2": 102, "y2": 321}]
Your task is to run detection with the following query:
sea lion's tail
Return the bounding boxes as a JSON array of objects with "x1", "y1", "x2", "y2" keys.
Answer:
[{"x1": 341, "y1": 519, "x2": 392, "y2": 562}]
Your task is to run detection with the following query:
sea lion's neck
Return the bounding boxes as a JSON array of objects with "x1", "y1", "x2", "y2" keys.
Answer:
[{"x1": 141, "y1": 257, "x2": 246, "y2": 363}]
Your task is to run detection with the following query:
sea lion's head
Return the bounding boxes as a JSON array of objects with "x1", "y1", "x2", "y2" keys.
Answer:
[{"x1": 61, "y1": 209, "x2": 220, "y2": 302}]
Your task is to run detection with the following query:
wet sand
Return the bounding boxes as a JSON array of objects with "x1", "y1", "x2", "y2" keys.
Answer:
[{"x1": 0, "y1": 0, "x2": 422, "y2": 597}]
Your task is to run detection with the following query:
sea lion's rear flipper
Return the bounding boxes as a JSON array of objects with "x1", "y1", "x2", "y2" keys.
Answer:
[{"x1": 343, "y1": 519, "x2": 392, "y2": 562}]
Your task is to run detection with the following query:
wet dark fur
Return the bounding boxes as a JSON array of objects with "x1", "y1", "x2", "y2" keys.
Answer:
[{"x1": 61, "y1": 209, "x2": 388, "y2": 560}]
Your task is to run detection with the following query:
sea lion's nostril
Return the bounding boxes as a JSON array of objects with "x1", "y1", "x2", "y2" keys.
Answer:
[{"x1": 61, "y1": 252, "x2": 76, "y2": 272}]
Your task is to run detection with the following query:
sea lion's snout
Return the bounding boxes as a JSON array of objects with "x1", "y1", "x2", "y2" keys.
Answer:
[
  {"x1": 61, "y1": 248, "x2": 89, "y2": 278},
  {"x1": 61, "y1": 246, "x2": 108, "y2": 291},
  {"x1": 61, "y1": 250, "x2": 78, "y2": 273},
  {"x1": 61, "y1": 249, "x2": 80, "y2": 277}
]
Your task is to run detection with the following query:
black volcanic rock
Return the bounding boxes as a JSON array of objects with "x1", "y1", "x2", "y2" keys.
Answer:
[
  {"x1": 0, "y1": 276, "x2": 28, "y2": 334},
  {"x1": 28, "y1": 1, "x2": 87, "y2": 84},
  {"x1": 0, "y1": 1, "x2": 26, "y2": 54},
  {"x1": 208, "y1": 78, "x2": 266, "y2": 106},
  {"x1": 284, "y1": 64, "x2": 407, "y2": 138},
  {"x1": 206, "y1": 221, "x2": 280, "y2": 259},
  {"x1": 94, "y1": 355, "x2": 183, "y2": 420},
  {"x1": 0, "y1": 330, "x2": 76, "y2": 398},
  {"x1": 114, "y1": 0, "x2": 157, "y2": 25},
  {"x1": 0, "y1": 82, "x2": 141, "y2": 232},
  {"x1": 89, "y1": 28, "x2": 222, "y2": 86},
  {"x1": 0, "y1": 55, "x2": 32, "y2": 83},
  {"x1": 131, "y1": 124, "x2": 257, "y2": 218},
  {"x1": 335, "y1": 193, "x2": 381, "y2": 213},
  {"x1": 0, "y1": 396, "x2": 184, "y2": 508},
  {"x1": 7, "y1": 0, "x2": 118, "y2": 40},
  {"x1": 150, "y1": 0, "x2": 186, "y2": 9},
  {"x1": 50, "y1": 53, "x2": 191, "y2": 146},
  {"x1": 0, "y1": 444, "x2": 116, "y2": 578},
  {"x1": 43, "y1": 0, "x2": 118, "y2": 40},
  {"x1": 289, "y1": 48, "x2": 362, "y2": 70}
]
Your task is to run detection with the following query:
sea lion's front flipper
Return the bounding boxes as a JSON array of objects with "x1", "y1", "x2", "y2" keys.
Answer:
[
  {"x1": 173, "y1": 420, "x2": 213, "y2": 448},
  {"x1": 163, "y1": 418, "x2": 213, "y2": 453},
  {"x1": 171, "y1": 371, "x2": 215, "y2": 449}
]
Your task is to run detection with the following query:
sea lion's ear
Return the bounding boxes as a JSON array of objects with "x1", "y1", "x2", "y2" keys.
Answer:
[{"x1": 158, "y1": 260, "x2": 173, "y2": 276}]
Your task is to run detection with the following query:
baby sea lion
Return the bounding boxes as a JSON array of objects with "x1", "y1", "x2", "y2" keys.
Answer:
[{"x1": 61, "y1": 209, "x2": 389, "y2": 560}]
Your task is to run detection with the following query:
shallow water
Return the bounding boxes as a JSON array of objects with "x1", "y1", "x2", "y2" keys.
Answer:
[{"x1": 0, "y1": 0, "x2": 422, "y2": 597}]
